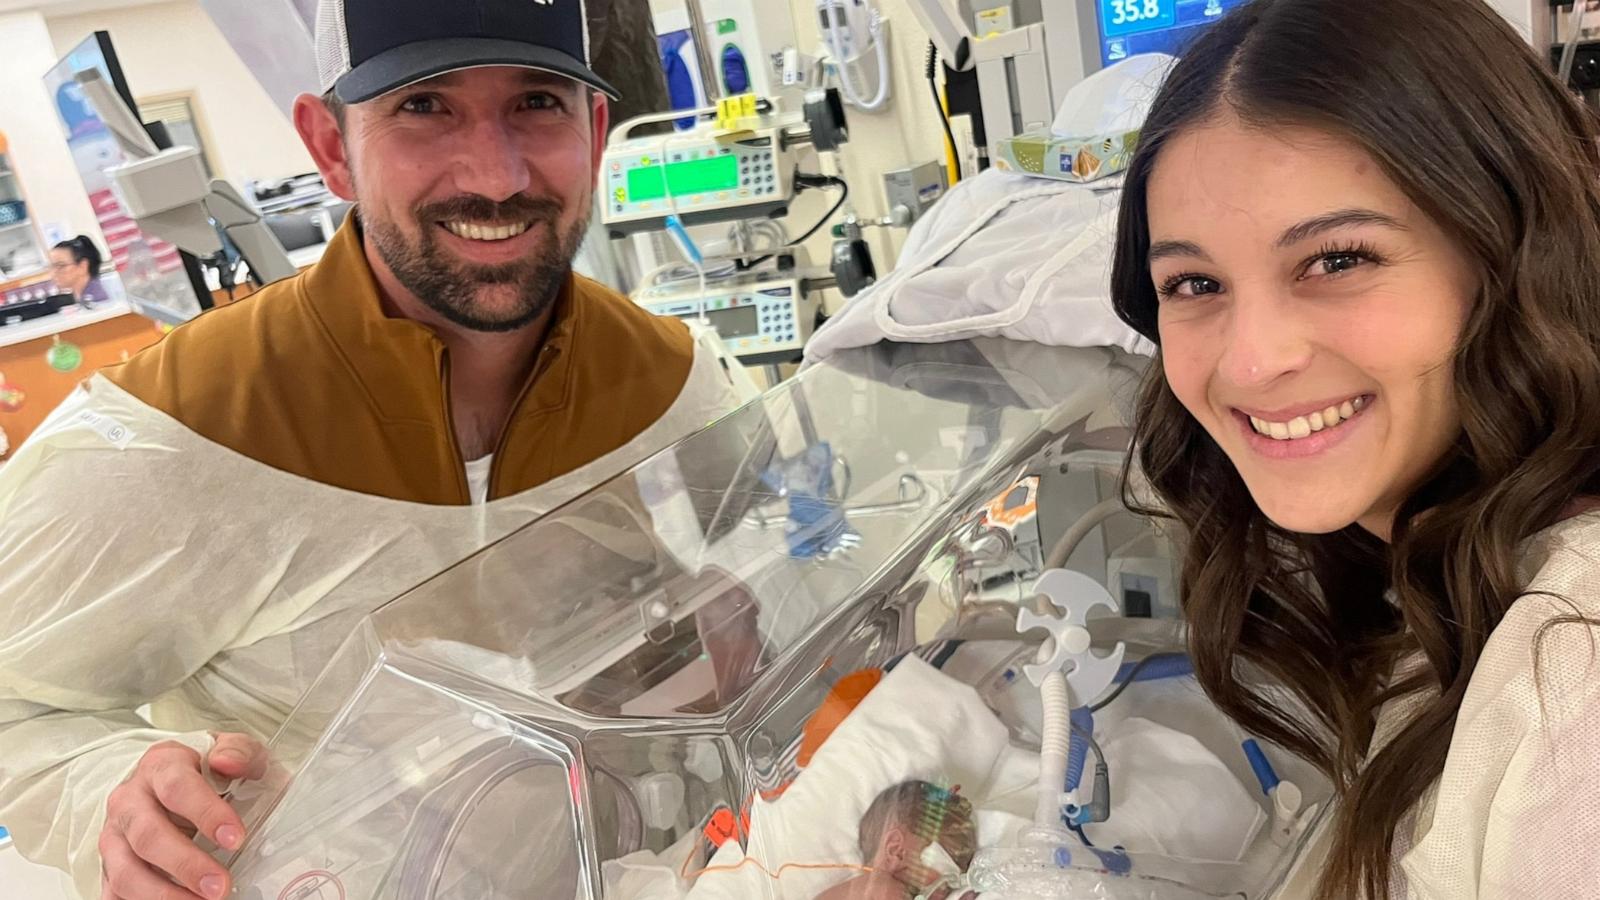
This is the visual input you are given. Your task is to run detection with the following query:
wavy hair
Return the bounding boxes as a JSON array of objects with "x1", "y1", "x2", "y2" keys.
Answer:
[{"x1": 1110, "y1": 0, "x2": 1600, "y2": 895}]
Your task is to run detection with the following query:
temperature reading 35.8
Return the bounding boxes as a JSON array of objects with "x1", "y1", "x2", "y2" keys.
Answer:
[{"x1": 1110, "y1": 0, "x2": 1164, "y2": 25}]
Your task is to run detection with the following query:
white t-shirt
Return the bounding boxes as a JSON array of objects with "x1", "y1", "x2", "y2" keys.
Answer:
[{"x1": 465, "y1": 455, "x2": 494, "y2": 506}]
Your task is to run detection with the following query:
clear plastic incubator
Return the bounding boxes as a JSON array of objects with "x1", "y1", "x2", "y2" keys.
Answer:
[{"x1": 223, "y1": 338, "x2": 1331, "y2": 900}]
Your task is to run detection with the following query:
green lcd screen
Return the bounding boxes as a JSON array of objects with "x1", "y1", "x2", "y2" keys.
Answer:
[{"x1": 627, "y1": 155, "x2": 741, "y2": 202}]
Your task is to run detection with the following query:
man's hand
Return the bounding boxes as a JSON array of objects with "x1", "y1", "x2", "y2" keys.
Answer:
[{"x1": 99, "y1": 734, "x2": 267, "y2": 900}]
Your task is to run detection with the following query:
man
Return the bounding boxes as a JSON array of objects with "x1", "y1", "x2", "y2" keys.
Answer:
[
  {"x1": 0, "y1": 1, "x2": 744, "y2": 897},
  {"x1": 816, "y1": 781, "x2": 980, "y2": 900}
]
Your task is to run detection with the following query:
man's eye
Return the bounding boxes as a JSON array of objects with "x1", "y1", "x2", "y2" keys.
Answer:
[
  {"x1": 399, "y1": 95, "x2": 442, "y2": 114},
  {"x1": 524, "y1": 93, "x2": 561, "y2": 110}
]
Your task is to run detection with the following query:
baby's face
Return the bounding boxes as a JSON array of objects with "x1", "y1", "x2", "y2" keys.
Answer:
[{"x1": 892, "y1": 833, "x2": 974, "y2": 893}]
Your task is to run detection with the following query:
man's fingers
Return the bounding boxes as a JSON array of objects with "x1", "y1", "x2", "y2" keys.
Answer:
[
  {"x1": 164, "y1": 809, "x2": 198, "y2": 839},
  {"x1": 146, "y1": 753, "x2": 244, "y2": 851},
  {"x1": 99, "y1": 830, "x2": 209, "y2": 900},
  {"x1": 206, "y1": 733, "x2": 269, "y2": 782},
  {"x1": 116, "y1": 788, "x2": 232, "y2": 900}
]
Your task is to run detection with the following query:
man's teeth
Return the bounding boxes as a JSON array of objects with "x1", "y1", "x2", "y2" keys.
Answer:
[
  {"x1": 444, "y1": 221, "x2": 532, "y2": 242},
  {"x1": 1250, "y1": 396, "x2": 1368, "y2": 441}
]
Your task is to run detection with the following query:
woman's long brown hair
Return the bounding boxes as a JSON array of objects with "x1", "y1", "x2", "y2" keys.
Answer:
[{"x1": 1110, "y1": 0, "x2": 1600, "y2": 896}]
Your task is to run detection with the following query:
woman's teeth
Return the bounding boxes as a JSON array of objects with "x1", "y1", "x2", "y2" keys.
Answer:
[
  {"x1": 444, "y1": 221, "x2": 532, "y2": 242},
  {"x1": 1249, "y1": 397, "x2": 1368, "y2": 441}
]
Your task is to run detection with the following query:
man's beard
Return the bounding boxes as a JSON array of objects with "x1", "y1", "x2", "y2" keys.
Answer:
[{"x1": 364, "y1": 192, "x2": 590, "y2": 333}]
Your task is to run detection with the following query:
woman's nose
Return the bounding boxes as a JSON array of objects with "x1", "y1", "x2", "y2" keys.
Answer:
[{"x1": 1214, "y1": 293, "x2": 1314, "y2": 389}]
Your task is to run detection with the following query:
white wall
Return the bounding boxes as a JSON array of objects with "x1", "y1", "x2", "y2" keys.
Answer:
[
  {"x1": 48, "y1": 0, "x2": 314, "y2": 184},
  {"x1": 0, "y1": 9, "x2": 104, "y2": 245},
  {"x1": 787, "y1": 0, "x2": 956, "y2": 291},
  {"x1": 1485, "y1": 0, "x2": 1541, "y2": 44}
]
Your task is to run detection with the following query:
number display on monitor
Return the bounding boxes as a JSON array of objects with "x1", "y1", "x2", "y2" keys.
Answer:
[
  {"x1": 1100, "y1": 0, "x2": 1176, "y2": 36},
  {"x1": 1097, "y1": 0, "x2": 1242, "y2": 66},
  {"x1": 705, "y1": 305, "x2": 760, "y2": 339}
]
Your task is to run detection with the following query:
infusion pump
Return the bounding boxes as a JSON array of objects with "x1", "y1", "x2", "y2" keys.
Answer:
[
  {"x1": 633, "y1": 273, "x2": 820, "y2": 365},
  {"x1": 603, "y1": 126, "x2": 797, "y2": 239}
]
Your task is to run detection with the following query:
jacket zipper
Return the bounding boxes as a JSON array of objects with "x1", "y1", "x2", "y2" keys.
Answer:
[
  {"x1": 485, "y1": 344, "x2": 560, "y2": 500},
  {"x1": 439, "y1": 349, "x2": 472, "y2": 503}
]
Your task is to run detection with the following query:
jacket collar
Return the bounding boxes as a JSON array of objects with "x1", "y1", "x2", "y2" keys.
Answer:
[{"x1": 300, "y1": 213, "x2": 581, "y2": 427}]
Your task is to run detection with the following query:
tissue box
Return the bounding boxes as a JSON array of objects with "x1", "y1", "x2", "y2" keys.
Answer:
[{"x1": 994, "y1": 128, "x2": 1140, "y2": 184}]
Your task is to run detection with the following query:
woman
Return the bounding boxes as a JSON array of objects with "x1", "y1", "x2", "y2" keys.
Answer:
[
  {"x1": 1111, "y1": 0, "x2": 1600, "y2": 896},
  {"x1": 49, "y1": 235, "x2": 109, "y2": 305}
]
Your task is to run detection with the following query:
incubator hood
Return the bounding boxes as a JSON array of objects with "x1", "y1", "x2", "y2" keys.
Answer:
[{"x1": 224, "y1": 338, "x2": 1331, "y2": 900}]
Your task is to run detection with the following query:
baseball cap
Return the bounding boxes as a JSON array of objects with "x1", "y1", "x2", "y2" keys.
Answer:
[{"x1": 316, "y1": 0, "x2": 621, "y2": 105}]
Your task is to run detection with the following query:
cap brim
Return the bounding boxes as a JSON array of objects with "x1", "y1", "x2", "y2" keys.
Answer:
[{"x1": 336, "y1": 37, "x2": 621, "y2": 104}]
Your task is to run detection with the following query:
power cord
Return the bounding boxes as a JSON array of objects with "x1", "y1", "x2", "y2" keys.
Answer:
[
  {"x1": 927, "y1": 40, "x2": 963, "y2": 182},
  {"x1": 1067, "y1": 720, "x2": 1111, "y2": 828},
  {"x1": 1089, "y1": 652, "x2": 1190, "y2": 714},
  {"x1": 738, "y1": 174, "x2": 850, "y2": 270}
]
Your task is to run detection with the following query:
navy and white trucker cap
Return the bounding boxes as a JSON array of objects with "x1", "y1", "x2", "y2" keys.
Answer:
[{"x1": 316, "y1": 0, "x2": 621, "y2": 104}]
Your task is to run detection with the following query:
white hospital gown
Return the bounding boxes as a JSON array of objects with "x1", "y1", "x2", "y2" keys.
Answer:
[
  {"x1": 0, "y1": 348, "x2": 744, "y2": 899},
  {"x1": 1278, "y1": 511, "x2": 1600, "y2": 898}
]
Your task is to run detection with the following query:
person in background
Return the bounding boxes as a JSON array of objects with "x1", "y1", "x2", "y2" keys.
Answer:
[
  {"x1": 0, "y1": 0, "x2": 746, "y2": 897},
  {"x1": 49, "y1": 235, "x2": 110, "y2": 305}
]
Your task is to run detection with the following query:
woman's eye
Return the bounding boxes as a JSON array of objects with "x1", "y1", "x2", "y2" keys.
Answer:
[
  {"x1": 1159, "y1": 275, "x2": 1224, "y2": 299},
  {"x1": 1316, "y1": 253, "x2": 1366, "y2": 276},
  {"x1": 1303, "y1": 245, "x2": 1385, "y2": 280}
]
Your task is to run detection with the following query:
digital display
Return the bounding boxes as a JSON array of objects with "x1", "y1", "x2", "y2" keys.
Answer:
[
  {"x1": 1100, "y1": 0, "x2": 1177, "y2": 37},
  {"x1": 703, "y1": 305, "x2": 760, "y2": 339},
  {"x1": 628, "y1": 155, "x2": 741, "y2": 202},
  {"x1": 1096, "y1": 0, "x2": 1248, "y2": 66}
]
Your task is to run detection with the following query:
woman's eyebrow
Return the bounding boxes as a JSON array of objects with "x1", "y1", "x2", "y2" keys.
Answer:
[
  {"x1": 1149, "y1": 239, "x2": 1211, "y2": 263},
  {"x1": 1276, "y1": 208, "x2": 1408, "y2": 248}
]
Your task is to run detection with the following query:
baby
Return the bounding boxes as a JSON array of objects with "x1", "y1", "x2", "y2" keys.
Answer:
[{"x1": 815, "y1": 781, "x2": 980, "y2": 900}]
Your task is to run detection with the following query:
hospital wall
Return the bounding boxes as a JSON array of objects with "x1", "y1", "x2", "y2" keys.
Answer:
[{"x1": 786, "y1": 0, "x2": 961, "y2": 313}]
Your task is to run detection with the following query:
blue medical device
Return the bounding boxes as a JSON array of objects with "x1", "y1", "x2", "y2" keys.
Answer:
[{"x1": 1092, "y1": 0, "x2": 1251, "y2": 67}]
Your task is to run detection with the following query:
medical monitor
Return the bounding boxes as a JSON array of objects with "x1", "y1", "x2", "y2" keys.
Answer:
[{"x1": 1090, "y1": 0, "x2": 1251, "y2": 67}]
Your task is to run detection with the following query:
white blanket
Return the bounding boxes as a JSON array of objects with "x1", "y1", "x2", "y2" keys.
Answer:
[
  {"x1": 680, "y1": 657, "x2": 1033, "y2": 899},
  {"x1": 804, "y1": 55, "x2": 1179, "y2": 364}
]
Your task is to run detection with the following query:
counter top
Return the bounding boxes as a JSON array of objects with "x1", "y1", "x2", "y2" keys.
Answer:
[{"x1": 0, "y1": 300, "x2": 135, "y2": 349}]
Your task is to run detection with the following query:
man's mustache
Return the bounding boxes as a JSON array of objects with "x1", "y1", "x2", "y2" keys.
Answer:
[{"x1": 417, "y1": 194, "x2": 564, "y2": 225}]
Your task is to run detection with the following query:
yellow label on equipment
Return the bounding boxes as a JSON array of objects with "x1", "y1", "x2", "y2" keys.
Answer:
[{"x1": 716, "y1": 94, "x2": 761, "y2": 133}]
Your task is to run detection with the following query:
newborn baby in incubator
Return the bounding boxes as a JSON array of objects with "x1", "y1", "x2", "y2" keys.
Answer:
[{"x1": 814, "y1": 781, "x2": 979, "y2": 900}]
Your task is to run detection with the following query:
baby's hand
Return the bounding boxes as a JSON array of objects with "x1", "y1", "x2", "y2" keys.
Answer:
[{"x1": 927, "y1": 887, "x2": 979, "y2": 900}]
